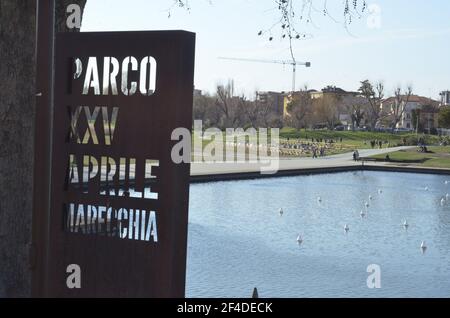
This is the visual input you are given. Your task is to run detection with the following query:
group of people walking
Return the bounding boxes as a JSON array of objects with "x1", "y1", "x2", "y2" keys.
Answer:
[
  {"x1": 312, "y1": 146, "x2": 326, "y2": 159},
  {"x1": 368, "y1": 140, "x2": 384, "y2": 149}
]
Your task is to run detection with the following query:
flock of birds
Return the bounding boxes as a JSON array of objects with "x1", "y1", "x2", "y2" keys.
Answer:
[{"x1": 277, "y1": 181, "x2": 450, "y2": 255}]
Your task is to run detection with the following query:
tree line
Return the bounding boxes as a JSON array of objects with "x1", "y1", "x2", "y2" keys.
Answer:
[
  {"x1": 193, "y1": 80, "x2": 284, "y2": 129},
  {"x1": 195, "y1": 79, "x2": 444, "y2": 133}
]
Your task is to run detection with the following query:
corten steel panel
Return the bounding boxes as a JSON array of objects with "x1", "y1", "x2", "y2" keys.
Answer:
[
  {"x1": 39, "y1": 31, "x2": 195, "y2": 297},
  {"x1": 31, "y1": 0, "x2": 55, "y2": 298}
]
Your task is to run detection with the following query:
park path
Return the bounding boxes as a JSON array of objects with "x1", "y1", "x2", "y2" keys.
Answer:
[{"x1": 190, "y1": 146, "x2": 414, "y2": 176}]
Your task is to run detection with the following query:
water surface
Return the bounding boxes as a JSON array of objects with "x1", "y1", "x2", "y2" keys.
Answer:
[{"x1": 186, "y1": 171, "x2": 450, "y2": 298}]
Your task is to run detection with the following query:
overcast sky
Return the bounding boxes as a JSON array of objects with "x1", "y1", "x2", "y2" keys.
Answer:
[{"x1": 82, "y1": 0, "x2": 450, "y2": 99}]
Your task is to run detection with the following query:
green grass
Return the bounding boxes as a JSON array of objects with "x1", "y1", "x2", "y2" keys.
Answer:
[
  {"x1": 369, "y1": 146, "x2": 450, "y2": 169},
  {"x1": 280, "y1": 128, "x2": 440, "y2": 146},
  {"x1": 279, "y1": 128, "x2": 443, "y2": 155},
  {"x1": 191, "y1": 128, "x2": 444, "y2": 159},
  {"x1": 281, "y1": 128, "x2": 399, "y2": 141}
]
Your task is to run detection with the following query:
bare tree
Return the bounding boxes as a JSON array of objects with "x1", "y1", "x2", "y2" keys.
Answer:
[
  {"x1": 258, "y1": 99, "x2": 277, "y2": 128},
  {"x1": 193, "y1": 94, "x2": 208, "y2": 123},
  {"x1": 358, "y1": 80, "x2": 384, "y2": 131},
  {"x1": 194, "y1": 93, "x2": 219, "y2": 127},
  {"x1": 313, "y1": 94, "x2": 340, "y2": 130},
  {"x1": 254, "y1": 92, "x2": 283, "y2": 128},
  {"x1": 215, "y1": 80, "x2": 245, "y2": 128},
  {"x1": 389, "y1": 85, "x2": 413, "y2": 131},
  {"x1": 173, "y1": 1, "x2": 369, "y2": 62},
  {"x1": 241, "y1": 97, "x2": 260, "y2": 128},
  {"x1": 340, "y1": 95, "x2": 368, "y2": 130},
  {"x1": 207, "y1": 102, "x2": 223, "y2": 127},
  {"x1": 286, "y1": 87, "x2": 313, "y2": 129},
  {"x1": 350, "y1": 103, "x2": 366, "y2": 130}
]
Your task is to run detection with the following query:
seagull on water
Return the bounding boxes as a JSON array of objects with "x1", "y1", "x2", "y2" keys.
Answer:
[
  {"x1": 403, "y1": 220, "x2": 409, "y2": 229},
  {"x1": 360, "y1": 210, "x2": 366, "y2": 218},
  {"x1": 297, "y1": 234, "x2": 303, "y2": 245},
  {"x1": 421, "y1": 241, "x2": 427, "y2": 253},
  {"x1": 369, "y1": 195, "x2": 373, "y2": 201},
  {"x1": 378, "y1": 189, "x2": 383, "y2": 194},
  {"x1": 344, "y1": 224, "x2": 350, "y2": 233},
  {"x1": 365, "y1": 201, "x2": 370, "y2": 208},
  {"x1": 317, "y1": 197, "x2": 322, "y2": 203},
  {"x1": 441, "y1": 198, "x2": 446, "y2": 206},
  {"x1": 279, "y1": 208, "x2": 284, "y2": 216}
]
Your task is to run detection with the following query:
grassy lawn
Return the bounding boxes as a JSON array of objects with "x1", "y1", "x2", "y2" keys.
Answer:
[
  {"x1": 279, "y1": 128, "x2": 443, "y2": 157},
  {"x1": 192, "y1": 128, "x2": 445, "y2": 159},
  {"x1": 369, "y1": 146, "x2": 450, "y2": 169},
  {"x1": 280, "y1": 128, "x2": 441, "y2": 147}
]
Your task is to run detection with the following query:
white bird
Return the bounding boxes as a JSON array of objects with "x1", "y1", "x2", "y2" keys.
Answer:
[
  {"x1": 425, "y1": 187, "x2": 429, "y2": 191},
  {"x1": 441, "y1": 198, "x2": 446, "y2": 206},
  {"x1": 445, "y1": 181, "x2": 449, "y2": 185},
  {"x1": 369, "y1": 195, "x2": 373, "y2": 201},
  {"x1": 403, "y1": 220, "x2": 409, "y2": 229},
  {"x1": 365, "y1": 201, "x2": 370, "y2": 208},
  {"x1": 344, "y1": 224, "x2": 350, "y2": 233},
  {"x1": 297, "y1": 234, "x2": 303, "y2": 245},
  {"x1": 279, "y1": 208, "x2": 284, "y2": 216},
  {"x1": 360, "y1": 210, "x2": 366, "y2": 218},
  {"x1": 317, "y1": 197, "x2": 322, "y2": 203},
  {"x1": 378, "y1": 189, "x2": 383, "y2": 194},
  {"x1": 446, "y1": 193, "x2": 449, "y2": 200},
  {"x1": 421, "y1": 241, "x2": 427, "y2": 253}
]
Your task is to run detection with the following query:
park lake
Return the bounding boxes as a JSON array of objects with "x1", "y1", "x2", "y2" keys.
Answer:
[{"x1": 186, "y1": 171, "x2": 450, "y2": 298}]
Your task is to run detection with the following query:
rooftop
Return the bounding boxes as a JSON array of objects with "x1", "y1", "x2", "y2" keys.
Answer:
[{"x1": 383, "y1": 95, "x2": 439, "y2": 105}]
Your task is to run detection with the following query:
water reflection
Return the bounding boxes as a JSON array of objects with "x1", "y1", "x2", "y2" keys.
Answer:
[{"x1": 186, "y1": 171, "x2": 450, "y2": 298}]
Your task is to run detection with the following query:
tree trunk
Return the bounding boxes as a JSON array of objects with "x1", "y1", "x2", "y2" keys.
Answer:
[{"x1": 0, "y1": 0, "x2": 86, "y2": 297}]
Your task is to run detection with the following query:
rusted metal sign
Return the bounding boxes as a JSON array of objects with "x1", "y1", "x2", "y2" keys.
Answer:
[{"x1": 32, "y1": 30, "x2": 195, "y2": 297}]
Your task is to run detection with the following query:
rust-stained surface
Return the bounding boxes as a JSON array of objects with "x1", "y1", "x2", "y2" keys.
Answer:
[{"x1": 32, "y1": 30, "x2": 195, "y2": 297}]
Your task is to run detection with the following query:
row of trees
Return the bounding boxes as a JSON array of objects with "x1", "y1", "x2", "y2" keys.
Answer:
[
  {"x1": 287, "y1": 81, "x2": 417, "y2": 131},
  {"x1": 195, "y1": 79, "x2": 425, "y2": 131},
  {"x1": 194, "y1": 80, "x2": 283, "y2": 129}
]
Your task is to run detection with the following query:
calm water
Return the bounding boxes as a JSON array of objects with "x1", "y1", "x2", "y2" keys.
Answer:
[{"x1": 186, "y1": 171, "x2": 450, "y2": 298}]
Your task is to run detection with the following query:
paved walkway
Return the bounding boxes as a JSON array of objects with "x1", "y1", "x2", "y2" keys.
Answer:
[{"x1": 191, "y1": 146, "x2": 414, "y2": 176}]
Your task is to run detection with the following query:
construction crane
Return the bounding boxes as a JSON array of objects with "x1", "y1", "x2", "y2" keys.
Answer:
[{"x1": 218, "y1": 57, "x2": 311, "y2": 93}]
